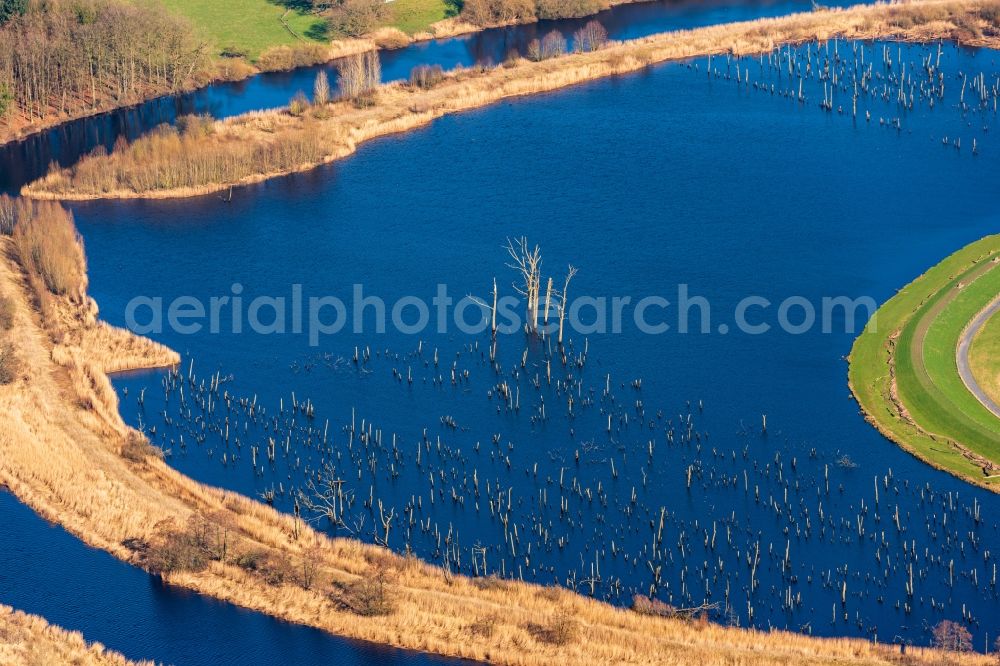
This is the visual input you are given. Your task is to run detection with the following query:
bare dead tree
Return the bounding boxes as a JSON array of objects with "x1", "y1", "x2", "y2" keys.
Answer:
[
  {"x1": 375, "y1": 499, "x2": 395, "y2": 547},
  {"x1": 467, "y1": 276, "x2": 499, "y2": 338},
  {"x1": 506, "y1": 237, "x2": 542, "y2": 334},
  {"x1": 556, "y1": 264, "x2": 578, "y2": 345},
  {"x1": 297, "y1": 462, "x2": 352, "y2": 529}
]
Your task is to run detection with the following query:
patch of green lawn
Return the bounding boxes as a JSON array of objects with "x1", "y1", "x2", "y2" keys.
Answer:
[
  {"x1": 848, "y1": 235, "x2": 1000, "y2": 490},
  {"x1": 388, "y1": 0, "x2": 454, "y2": 34},
  {"x1": 160, "y1": 0, "x2": 328, "y2": 59}
]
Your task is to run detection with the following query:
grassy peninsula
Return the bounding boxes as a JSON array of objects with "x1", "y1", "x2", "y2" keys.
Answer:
[
  {"x1": 23, "y1": 0, "x2": 1000, "y2": 200},
  {"x1": 849, "y1": 235, "x2": 1000, "y2": 492}
]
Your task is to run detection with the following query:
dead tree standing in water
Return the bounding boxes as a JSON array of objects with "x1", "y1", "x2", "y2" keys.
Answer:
[
  {"x1": 298, "y1": 462, "x2": 351, "y2": 530},
  {"x1": 557, "y1": 265, "x2": 578, "y2": 345},
  {"x1": 506, "y1": 237, "x2": 542, "y2": 334}
]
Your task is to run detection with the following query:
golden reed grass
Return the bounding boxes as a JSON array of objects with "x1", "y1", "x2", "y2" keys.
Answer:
[
  {"x1": 23, "y1": 0, "x2": 1000, "y2": 200},
  {"x1": 0, "y1": 207, "x2": 995, "y2": 663},
  {"x1": 0, "y1": 604, "x2": 153, "y2": 666}
]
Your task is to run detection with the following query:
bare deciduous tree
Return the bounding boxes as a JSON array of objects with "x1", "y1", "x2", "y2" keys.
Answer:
[
  {"x1": 506, "y1": 237, "x2": 542, "y2": 334},
  {"x1": 0, "y1": 1, "x2": 208, "y2": 127},
  {"x1": 298, "y1": 462, "x2": 353, "y2": 530},
  {"x1": 313, "y1": 70, "x2": 331, "y2": 105},
  {"x1": 556, "y1": 265, "x2": 578, "y2": 345},
  {"x1": 930, "y1": 620, "x2": 972, "y2": 653},
  {"x1": 337, "y1": 50, "x2": 381, "y2": 101},
  {"x1": 573, "y1": 20, "x2": 609, "y2": 53}
]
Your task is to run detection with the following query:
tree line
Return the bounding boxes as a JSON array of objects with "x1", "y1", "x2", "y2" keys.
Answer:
[{"x1": 0, "y1": 0, "x2": 208, "y2": 132}]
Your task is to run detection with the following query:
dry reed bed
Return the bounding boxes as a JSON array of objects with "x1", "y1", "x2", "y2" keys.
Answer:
[
  {"x1": 0, "y1": 225, "x2": 994, "y2": 663},
  {"x1": 0, "y1": 604, "x2": 152, "y2": 666},
  {"x1": 23, "y1": 0, "x2": 1000, "y2": 200}
]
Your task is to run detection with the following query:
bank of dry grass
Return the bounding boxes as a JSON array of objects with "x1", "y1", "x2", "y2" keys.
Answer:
[
  {"x1": 0, "y1": 604, "x2": 153, "y2": 666},
  {"x1": 0, "y1": 201, "x2": 994, "y2": 665},
  {"x1": 25, "y1": 0, "x2": 1000, "y2": 200}
]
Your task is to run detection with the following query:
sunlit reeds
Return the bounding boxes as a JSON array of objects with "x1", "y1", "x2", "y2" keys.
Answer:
[{"x1": 0, "y1": 604, "x2": 152, "y2": 666}]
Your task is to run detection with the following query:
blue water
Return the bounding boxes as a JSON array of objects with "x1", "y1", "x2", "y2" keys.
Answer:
[
  {"x1": 0, "y1": 490, "x2": 462, "y2": 665},
  {"x1": 2, "y1": 11, "x2": 1000, "y2": 666},
  {"x1": 54, "y1": 40, "x2": 1000, "y2": 653},
  {"x1": 0, "y1": 0, "x2": 855, "y2": 193}
]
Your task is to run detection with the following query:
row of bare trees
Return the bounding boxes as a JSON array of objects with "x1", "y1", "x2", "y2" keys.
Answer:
[{"x1": 0, "y1": 0, "x2": 208, "y2": 127}]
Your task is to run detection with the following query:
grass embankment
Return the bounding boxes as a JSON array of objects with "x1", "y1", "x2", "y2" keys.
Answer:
[
  {"x1": 0, "y1": 604, "x2": 153, "y2": 666},
  {"x1": 25, "y1": 0, "x2": 1000, "y2": 200},
  {"x1": 849, "y1": 236, "x2": 1000, "y2": 492},
  {"x1": 2, "y1": 201, "x2": 994, "y2": 664},
  {"x1": 969, "y1": 307, "x2": 1000, "y2": 408}
]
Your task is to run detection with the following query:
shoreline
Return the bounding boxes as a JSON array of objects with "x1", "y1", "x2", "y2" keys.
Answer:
[
  {"x1": 0, "y1": 0, "x2": 650, "y2": 149},
  {"x1": 0, "y1": 603, "x2": 150, "y2": 666},
  {"x1": 24, "y1": 0, "x2": 1000, "y2": 201},
  {"x1": 0, "y1": 224, "x2": 993, "y2": 663}
]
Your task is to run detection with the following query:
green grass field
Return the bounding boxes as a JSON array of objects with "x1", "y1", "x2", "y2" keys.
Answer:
[
  {"x1": 970, "y1": 307, "x2": 1000, "y2": 408},
  {"x1": 160, "y1": 0, "x2": 452, "y2": 60},
  {"x1": 848, "y1": 235, "x2": 1000, "y2": 491},
  {"x1": 390, "y1": 0, "x2": 453, "y2": 34},
  {"x1": 161, "y1": 0, "x2": 328, "y2": 59}
]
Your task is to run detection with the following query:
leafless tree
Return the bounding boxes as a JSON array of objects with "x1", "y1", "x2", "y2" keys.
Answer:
[
  {"x1": 573, "y1": 20, "x2": 609, "y2": 53},
  {"x1": 298, "y1": 462, "x2": 353, "y2": 529},
  {"x1": 337, "y1": 50, "x2": 381, "y2": 101},
  {"x1": 540, "y1": 31, "x2": 568, "y2": 60},
  {"x1": 931, "y1": 620, "x2": 973, "y2": 653},
  {"x1": 556, "y1": 265, "x2": 578, "y2": 345},
  {"x1": 313, "y1": 70, "x2": 331, "y2": 105},
  {"x1": 375, "y1": 499, "x2": 395, "y2": 547},
  {"x1": 506, "y1": 237, "x2": 543, "y2": 334},
  {"x1": 0, "y1": 1, "x2": 208, "y2": 127}
]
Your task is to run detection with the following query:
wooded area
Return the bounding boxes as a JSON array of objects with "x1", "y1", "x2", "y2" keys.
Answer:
[{"x1": 0, "y1": 0, "x2": 208, "y2": 139}]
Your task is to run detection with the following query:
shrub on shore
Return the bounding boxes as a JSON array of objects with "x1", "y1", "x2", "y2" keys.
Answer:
[
  {"x1": 120, "y1": 432, "x2": 163, "y2": 463},
  {"x1": 289, "y1": 91, "x2": 311, "y2": 116},
  {"x1": 0, "y1": 341, "x2": 17, "y2": 384},
  {"x1": 409, "y1": 64, "x2": 445, "y2": 89},
  {"x1": 0, "y1": 294, "x2": 13, "y2": 331},
  {"x1": 176, "y1": 114, "x2": 216, "y2": 139},
  {"x1": 525, "y1": 609, "x2": 579, "y2": 645},
  {"x1": 330, "y1": 553, "x2": 397, "y2": 615}
]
